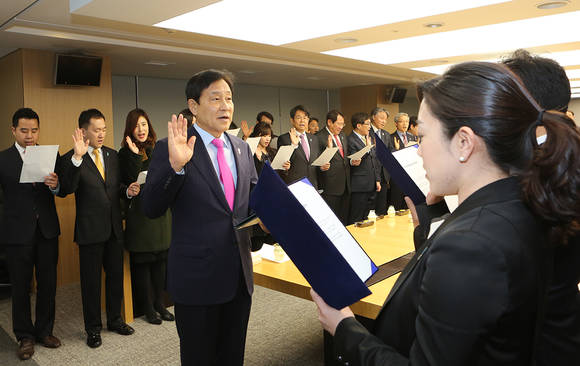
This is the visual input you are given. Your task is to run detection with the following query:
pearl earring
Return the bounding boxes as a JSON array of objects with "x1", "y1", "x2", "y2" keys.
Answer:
[{"x1": 459, "y1": 156, "x2": 465, "y2": 162}]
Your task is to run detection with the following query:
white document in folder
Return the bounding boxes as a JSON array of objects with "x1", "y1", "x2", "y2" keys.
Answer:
[
  {"x1": 287, "y1": 180, "x2": 374, "y2": 281},
  {"x1": 270, "y1": 145, "x2": 295, "y2": 170},
  {"x1": 311, "y1": 147, "x2": 338, "y2": 166},
  {"x1": 392, "y1": 145, "x2": 458, "y2": 212},
  {"x1": 19, "y1": 145, "x2": 59, "y2": 183}
]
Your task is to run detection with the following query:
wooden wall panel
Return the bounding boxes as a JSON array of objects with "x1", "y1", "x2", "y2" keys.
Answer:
[
  {"x1": 0, "y1": 50, "x2": 24, "y2": 150},
  {"x1": 21, "y1": 49, "x2": 114, "y2": 285},
  {"x1": 340, "y1": 85, "x2": 399, "y2": 135}
]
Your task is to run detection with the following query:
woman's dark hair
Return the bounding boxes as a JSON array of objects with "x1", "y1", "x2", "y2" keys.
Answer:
[
  {"x1": 250, "y1": 121, "x2": 272, "y2": 138},
  {"x1": 420, "y1": 61, "x2": 580, "y2": 244},
  {"x1": 122, "y1": 108, "x2": 157, "y2": 151}
]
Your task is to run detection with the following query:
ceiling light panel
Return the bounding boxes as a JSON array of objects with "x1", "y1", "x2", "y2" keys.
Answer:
[
  {"x1": 324, "y1": 11, "x2": 580, "y2": 65},
  {"x1": 155, "y1": 0, "x2": 508, "y2": 46}
]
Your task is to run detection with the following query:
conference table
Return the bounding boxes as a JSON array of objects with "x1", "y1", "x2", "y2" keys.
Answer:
[{"x1": 253, "y1": 214, "x2": 416, "y2": 319}]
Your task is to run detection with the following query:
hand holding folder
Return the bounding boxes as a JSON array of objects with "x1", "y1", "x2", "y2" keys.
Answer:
[{"x1": 250, "y1": 163, "x2": 378, "y2": 309}]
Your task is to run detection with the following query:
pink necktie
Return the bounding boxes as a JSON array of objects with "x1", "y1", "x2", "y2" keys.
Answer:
[
  {"x1": 334, "y1": 135, "x2": 344, "y2": 157},
  {"x1": 211, "y1": 138, "x2": 235, "y2": 210},
  {"x1": 300, "y1": 134, "x2": 310, "y2": 160},
  {"x1": 402, "y1": 133, "x2": 408, "y2": 146}
]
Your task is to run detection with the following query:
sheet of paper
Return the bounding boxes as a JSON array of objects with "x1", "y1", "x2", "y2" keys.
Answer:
[
  {"x1": 288, "y1": 180, "x2": 374, "y2": 281},
  {"x1": 226, "y1": 128, "x2": 240, "y2": 136},
  {"x1": 137, "y1": 171, "x2": 147, "y2": 185},
  {"x1": 246, "y1": 137, "x2": 261, "y2": 156},
  {"x1": 236, "y1": 216, "x2": 261, "y2": 229},
  {"x1": 270, "y1": 145, "x2": 295, "y2": 170},
  {"x1": 311, "y1": 147, "x2": 338, "y2": 166},
  {"x1": 19, "y1": 145, "x2": 59, "y2": 183},
  {"x1": 257, "y1": 244, "x2": 291, "y2": 263},
  {"x1": 392, "y1": 145, "x2": 459, "y2": 213},
  {"x1": 347, "y1": 144, "x2": 373, "y2": 161}
]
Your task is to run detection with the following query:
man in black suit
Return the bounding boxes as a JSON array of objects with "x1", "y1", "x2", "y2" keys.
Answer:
[
  {"x1": 370, "y1": 107, "x2": 392, "y2": 216},
  {"x1": 277, "y1": 105, "x2": 329, "y2": 189},
  {"x1": 316, "y1": 110, "x2": 360, "y2": 224},
  {"x1": 60, "y1": 109, "x2": 140, "y2": 348},
  {"x1": 389, "y1": 112, "x2": 418, "y2": 211},
  {"x1": 347, "y1": 112, "x2": 380, "y2": 224},
  {"x1": 142, "y1": 70, "x2": 259, "y2": 365},
  {"x1": 0, "y1": 108, "x2": 63, "y2": 360}
]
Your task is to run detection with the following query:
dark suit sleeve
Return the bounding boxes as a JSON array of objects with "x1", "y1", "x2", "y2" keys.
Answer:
[
  {"x1": 53, "y1": 152, "x2": 68, "y2": 198},
  {"x1": 413, "y1": 201, "x2": 451, "y2": 251},
  {"x1": 141, "y1": 139, "x2": 186, "y2": 218},
  {"x1": 57, "y1": 149, "x2": 82, "y2": 196},
  {"x1": 334, "y1": 230, "x2": 509, "y2": 366}
]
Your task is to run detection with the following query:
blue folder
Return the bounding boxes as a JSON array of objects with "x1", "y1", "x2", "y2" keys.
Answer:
[
  {"x1": 373, "y1": 131, "x2": 426, "y2": 205},
  {"x1": 250, "y1": 163, "x2": 377, "y2": 309}
]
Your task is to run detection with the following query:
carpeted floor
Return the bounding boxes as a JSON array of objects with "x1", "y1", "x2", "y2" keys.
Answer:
[{"x1": 0, "y1": 284, "x2": 324, "y2": 365}]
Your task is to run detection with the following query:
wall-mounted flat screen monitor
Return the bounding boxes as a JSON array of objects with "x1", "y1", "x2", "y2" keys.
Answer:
[{"x1": 54, "y1": 54, "x2": 102, "y2": 86}]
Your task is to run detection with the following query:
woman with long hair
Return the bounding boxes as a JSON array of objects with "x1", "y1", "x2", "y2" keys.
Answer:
[
  {"x1": 118, "y1": 108, "x2": 173, "y2": 324},
  {"x1": 311, "y1": 62, "x2": 580, "y2": 365}
]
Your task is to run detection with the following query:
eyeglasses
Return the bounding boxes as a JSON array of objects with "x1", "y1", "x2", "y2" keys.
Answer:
[{"x1": 293, "y1": 116, "x2": 309, "y2": 122}]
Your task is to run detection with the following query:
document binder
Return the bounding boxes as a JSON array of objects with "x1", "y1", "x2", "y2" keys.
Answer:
[
  {"x1": 250, "y1": 163, "x2": 378, "y2": 309},
  {"x1": 373, "y1": 131, "x2": 426, "y2": 205}
]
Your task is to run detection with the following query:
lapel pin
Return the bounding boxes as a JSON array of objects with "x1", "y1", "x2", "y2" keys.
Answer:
[{"x1": 237, "y1": 147, "x2": 241, "y2": 155}]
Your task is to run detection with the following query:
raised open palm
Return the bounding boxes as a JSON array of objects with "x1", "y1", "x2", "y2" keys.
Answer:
[{"x1": 168, "y1": 114, "x2": 196, "y2": 172}]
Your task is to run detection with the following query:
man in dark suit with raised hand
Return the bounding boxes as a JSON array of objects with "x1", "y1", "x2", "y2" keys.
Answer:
[
  {"x1": 389, "y1": 112, "x2": 418, "y2": 211},
  {"x1": 0, "y1": 108, "x2": 63, "y2": 360},
  {"x1": 317, "y1": 110, "x2": 360, "y2": 224},
  {"x1": 370, "y1": 107, "x2": 392, "y2": 216},
  {"x1": 277, "y1": 105, "x2": 329, "y2": 189},
  {"x1": 60, "y1": 109, "x2": 140, "y2": 348},
  {"x1": 347, "y1": 112, "x2": 381, "y2": 224},
  {"x1": 142, "y1": 70, "x2": 258, "y2": 366}
]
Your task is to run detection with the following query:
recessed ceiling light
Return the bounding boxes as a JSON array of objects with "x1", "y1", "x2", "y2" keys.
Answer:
[
  {"x1": 325, "y1": 11, "x2": 580, "y2": 65},
  {"x1": 424, "y1": 23, "x2": 444, "y2": 28},
  {"x1": 239, "y1": 70, "x2": 257, "y2": 74},
  {"x1": 145, "y1": 60, "x2": 175, "y2": 66},
  {"x1": 306, "y1": 76, "x2": 324, "y2": 80},
  {"x1": 155, "y1": 0, "x2": 509, "y2": 46},
  {"x1": 334, "y1": 38, "x2": 358, "y2": 44},
  {"x1": 536, "y1": 1, "x2": 569, "y2": 10},
  {"x1": 431, "y1": 59, "x2": 449, "y2": 64}
]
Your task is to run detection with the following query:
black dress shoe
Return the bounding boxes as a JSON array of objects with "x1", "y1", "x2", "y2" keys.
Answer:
[
  {"x1": 107, "y1": 322, "x2": 135, "y2": 335},
  {"x1": 86, "y1": 332, "x2": 102, "y2": 348},
  {"x1": 145, "y1": 312, "x2": 162, "y2": 325},
  {"x1": 157, "y1": 308, "x2": 175, "y2": 321}
]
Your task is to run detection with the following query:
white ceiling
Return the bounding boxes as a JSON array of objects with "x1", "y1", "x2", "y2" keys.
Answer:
[{"x1": 1, "y1": 0, "x2": 579, "y2": 95}]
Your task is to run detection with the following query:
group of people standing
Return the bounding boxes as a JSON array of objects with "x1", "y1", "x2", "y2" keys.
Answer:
[
  {"x1": 0, "y1": 106, "x2": 174, "y2": 360},
  {"x1": 243, "y1": 105, "x2": 418, "y2": 226}
]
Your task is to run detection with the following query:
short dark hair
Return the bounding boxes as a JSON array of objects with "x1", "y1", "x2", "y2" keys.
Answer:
[
  {"x1": 179, "y1": 108, "x2": 194, "y2": 128},
  {"x1": 309, "y1": 117, "x2": 319, "y2": 123},
  {"x1": 351, "y1": 112, "x2": 369, "y2": 129},
  {"x1": 370, "y1": 107, "x2": 389, "y2": 119},
  {"x1": 501, "y1": 49, "x2": 570, "y2": 112},
  {"x1": 185, "y1": 69, "x2": 234, "y2": 103},
  {"x1": 409, "y1": 115, "x2": 418, "y2": 128},
  {"x1": 78, "y1": 108, "x2": 105, "y2": 129},
  {"x1": 326, "y1": 110, "x2": 344, "y2": 124},
  {"x1": 12, "y1": 108, "x2": 39, "y2": 128},
  {"x1": 256, "y1": 111, "x2": 274, "y2": 123},
  {"x1": 290, "y1": 105, "x2": 309, "y2": 119}
]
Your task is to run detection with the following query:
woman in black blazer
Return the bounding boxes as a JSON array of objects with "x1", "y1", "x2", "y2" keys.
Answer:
[
  {"x1": 311, "y1": 62, "x2": 580, "y2": 365},
  {"x1": 118, "y1": 108, "x2": 173, "y2": 325}
]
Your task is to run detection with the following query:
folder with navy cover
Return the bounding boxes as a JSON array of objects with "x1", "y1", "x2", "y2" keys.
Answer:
[
  {"x1": 373, "y1": 131, "x2": 426, "y2": 205},
  {"x1": 250, "y1": 163, "x2": 378, "y2": 309}
]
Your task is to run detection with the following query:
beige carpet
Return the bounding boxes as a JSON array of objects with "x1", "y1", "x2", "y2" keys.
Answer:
[{"x1": 0, "y1": 284, "x2": 323, "y2": 365}]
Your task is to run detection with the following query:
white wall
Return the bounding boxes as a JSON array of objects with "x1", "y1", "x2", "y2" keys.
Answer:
[{"x1": 112, "y1": 75, "x2": 340, "y2": 148}]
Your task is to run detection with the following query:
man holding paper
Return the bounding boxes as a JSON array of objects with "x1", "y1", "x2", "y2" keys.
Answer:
[
  {"x1": 0, "y1": 108, "x2": 63, "y2": 360},
  {"x1": 347, "y1": 112, "x2": 380, "y2": 224},
  {"x1": 317, "y1": 110, "x2": 359, "y2": 225},
  {"x1": 277, "y1": 105, "x2": 329, "y2": 189},
  {"x1": 142, "y1": 69, "x2": 258, "y2": 365},
  {"x1": 389, "y1": 112, "x2": 418, "y2": 212}
]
